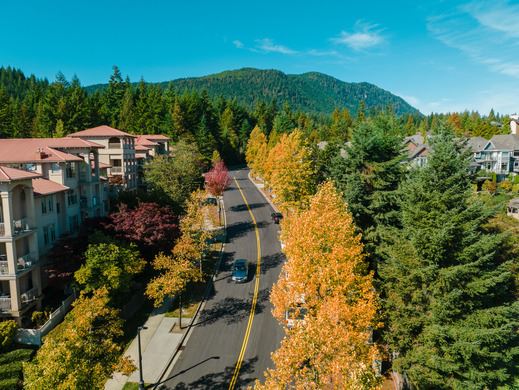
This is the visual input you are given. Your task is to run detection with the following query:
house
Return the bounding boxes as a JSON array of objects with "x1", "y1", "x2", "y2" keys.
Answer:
[
  {"x1": 507, "y1": 198, "x2": 519, "y2": 220},
  {"x1": 474, "y1": 134, "x2": 519, "y2": 177},
  {"x1": 404, "y1": 134, "x2": 429, "y2": 167},
  {"x1": 68, "y1": 125, "x2": 138, "y2": 191}
]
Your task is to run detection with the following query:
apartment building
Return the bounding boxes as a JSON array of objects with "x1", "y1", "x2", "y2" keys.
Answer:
[
  {"x1": 135, "y1": 135, "x2": 171, "y2": 187},
  {"x1": 0, "y1": 137, "x2": 109, "y2": 323},
  {"x1": 68, "y1": 125, "x2": 139, "y2": 191}
]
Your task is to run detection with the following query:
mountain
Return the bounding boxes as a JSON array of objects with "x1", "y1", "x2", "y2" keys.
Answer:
[{"x1": 86, "y1": 68, "x2": 420, "y2": 116}]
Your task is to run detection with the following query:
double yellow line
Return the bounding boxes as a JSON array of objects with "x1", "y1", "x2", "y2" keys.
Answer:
[{"x1": 228, "y1": 178, "x2": 262, "y2": 390}]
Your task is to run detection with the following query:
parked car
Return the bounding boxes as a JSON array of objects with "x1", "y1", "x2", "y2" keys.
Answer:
[
  {"x1": 271, "y1": 212, "x2": 283, "y2": 224},
  {"x1": 204, "y1": 196, "x2": 218, "y2": 206},
  {"x1": 231, "y1": 259, "x2": 248, "y2": 283},
  {"x1": 285, "y1": 304, "x2": 308, "y2": 328}
]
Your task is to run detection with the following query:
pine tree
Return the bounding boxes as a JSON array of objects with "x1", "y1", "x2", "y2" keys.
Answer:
[
  {"x1": 101, "y1": 66, "x2": 125, "y2": 127},
  {"x1": 118, "y1": 79, "x2": 134, "y2": 132},
  {"x1": 380, "y1": 128, "x2": 519, "y2": 389},
  {"x1": 0, "y1": 87, "x2": 12, "y2": 138}
]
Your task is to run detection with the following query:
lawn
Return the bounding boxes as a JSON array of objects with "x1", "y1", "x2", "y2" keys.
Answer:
[
  {"x1": 122, "y1": 382, "x2": 150, "y2": 390},
  {"x1": 0, "y1": 347, "x2": 34, "y2": 389}
]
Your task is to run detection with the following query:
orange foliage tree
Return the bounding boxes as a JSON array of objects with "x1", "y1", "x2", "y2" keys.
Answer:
[
  {"x1": 245, "y1": 125, "x2": 268, "y2": 177},
  {"x1": 259, "y1": 182, "x2": 381, "y2": 389}
]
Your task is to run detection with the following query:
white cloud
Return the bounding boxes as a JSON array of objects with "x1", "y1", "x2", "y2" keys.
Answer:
[
  {"x1": 255, "y1": 38, "x2": 298, "y2": 55},
  {"x1": 232, "y1": 40, "x2": 244, "y2": 49},
  {"x1": 428, "y1": 1, "x2": 519, "y2": 79},
  {"x1": 332, "y1": 21, "x2": 384, "y2": 51}
]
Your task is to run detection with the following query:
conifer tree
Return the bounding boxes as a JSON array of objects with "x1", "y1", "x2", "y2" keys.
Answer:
[
  {"x1": 101, "y1": 66, "x2": 125, "y2": 127},
  {"x1": 380, "y1": 129, "x2": 519, "y2": 389}
]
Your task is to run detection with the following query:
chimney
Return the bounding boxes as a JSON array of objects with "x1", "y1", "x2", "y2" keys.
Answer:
[
  {"x1": 35, "y1": 147, "x2": 46, "y2": 159},
  {"x1": 510, "y1": 114, "x2": 519, "y2": 135}
]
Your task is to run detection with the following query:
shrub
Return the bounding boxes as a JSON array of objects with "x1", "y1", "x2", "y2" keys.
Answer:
[
  {"x1": 0, "y1": 377, "x2": 19, "y2": 389},
  {"x1": 513, "y1": 184, "x2": 519, "y2": 193},
  {"x1": 500, "y1": 179, "x2": 513, "y2": 192},
  {"x1": 514, "y1": 175, "x2": 519, "y2": 184},
  {"x1": 0, "y1": 321, "x2": 17, "y2": 351},
  {"x1": 31, "y1": 312, "x2": 48, "y2": 328},
  {"x1": 482, "y1": 180, "x2": 497, "y2": 195}
]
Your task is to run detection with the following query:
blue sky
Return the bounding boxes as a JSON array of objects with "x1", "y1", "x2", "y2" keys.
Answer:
[{"x1": 1, "y1": 0, "x2": 519, "y2": 114}]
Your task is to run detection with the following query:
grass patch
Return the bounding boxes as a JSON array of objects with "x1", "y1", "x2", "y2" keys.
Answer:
[
  {"x1": 122, "y1": 382, "x2": 150, "y2": 390},
  {"x1": 0, "y1": 347, "x2": 34, "y2": 389}
]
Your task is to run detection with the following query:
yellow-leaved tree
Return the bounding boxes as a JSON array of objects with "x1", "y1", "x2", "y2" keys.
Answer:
[
  {"x1": 263, "y1": 129, "x2": 316, "y2": 212},
  {"x1": 24, "y1": 288, "x2": 135, "y2": 390},
  {"x1": 259, "y1": 181, "x2": 381, "y2": 389},
  {"x1": 245, "y1": 125, "x2": 268, "y2": 177}
]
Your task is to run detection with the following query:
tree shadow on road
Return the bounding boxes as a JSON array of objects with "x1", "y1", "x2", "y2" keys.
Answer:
[
  {"x1": 260, "y1": 252, "x2": 285, "y2": 274},
  {"x1": 225, "y1": 221, "x2": 269, "y2": 242},
  {"x1": 158, "y1": 357, "x2": 258, "y2": 389},
  {"x1": 193, "y1": 288, "x2": 270, "y2": 327},
  {"x1": 229, "y1": 203, "x2": 267, "y2": 212}
]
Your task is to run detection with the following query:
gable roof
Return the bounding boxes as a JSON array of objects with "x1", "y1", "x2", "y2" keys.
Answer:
[
  {"x1": 466, "y1": 136, "x2": 488, "y2": 153},
  {"x1": 136, "y1": 136, "x2": 158, "y2": 147},
  {"x1": 140, "y1": 134, "x2": 170, "y2": 141},
  {"x1": 487, "y1": 134, "x2": 519, "y2": 150},
  {"x1": 0, "y1": 166, "x2": 41, "y2": 182},
  {"x1": 68, "y1": 125, "x2": 136, "y2": 138},
  {"x1": 404, "y1": 133, "x2": 425, "y2": 146},
  {"x1": 135, "y1": 144, "x2": 151, "y2": 151},
  {"x1": 0, "y1": 140, "x2": 83, "y2": 164},
  {"x1": 32, "y1": 178, "x2": 69, "y2": 196}
]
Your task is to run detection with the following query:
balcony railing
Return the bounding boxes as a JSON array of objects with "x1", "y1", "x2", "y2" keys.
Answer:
[
  {"x1": 0, "y1": 261, "x2": 8, "y2": 275},
  {"x1": 108, "y1": 143, "x2": 121, "y2": 149},
  {"x1": 21, "y1": 287, "x2": 38, "y2": 304},
  {"x1": 110, "y1": 166, "x2": 123, "y2": 174},
  {"x1": 17, "y1": 254, "x2": 36, "y2": 272},
  {"x1": 0, "y1": 296, "x2": 11, "y2": 312},
  {"x1": 0, "y1": 223, "x2": 4, "y2": 237},
  {"x1": 13, "y1": 219, "x2": 30, "y2": 235}
]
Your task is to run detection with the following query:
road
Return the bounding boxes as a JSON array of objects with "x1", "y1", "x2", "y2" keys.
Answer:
[{"x1": 158, "y1": 168, "x2": 285, "y2": 389}]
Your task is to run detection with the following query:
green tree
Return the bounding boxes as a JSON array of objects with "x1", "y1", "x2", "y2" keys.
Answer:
[
  {"x1": 144, "y1": 140, "x2": 204, "y2": 210},
  {"x1": 380, "y1": 129, "x2": 519, "y2": 389},
  {"x1": 101, "y1": 66, "x2": 125, "y2": 127},
  {"x1": 75, "y1": 241, "x2": 144, "y2": 295}
]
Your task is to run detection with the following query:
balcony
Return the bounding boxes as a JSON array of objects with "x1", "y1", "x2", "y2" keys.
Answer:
[
  {"x1": 13, "y1": 218, "x2": 30, "y2": 235},
  {"x1": 21, "y1": 287, "x2": 38, "y2": 304},
  {"x1": 108, "y1": 143, "x2": 121, "y2": 149},
  {"x1": 0, "y1": 296, "x2": 11, "y2": 312},
  {"x1": 17, "y1": 254, "x2": 36, "y2": 272},
  {"x1": 80, "y1": 197, "x2": 88, "y2": 209},
  {"x1": 0, "y1": 260, "x2": 7, "y2": 275},
  {"x1": 0, "y1": 223, "x2": 4, "y2": 237},
  {"x1": 110, "y1": 166, "x2": 122, "y2": 174}
]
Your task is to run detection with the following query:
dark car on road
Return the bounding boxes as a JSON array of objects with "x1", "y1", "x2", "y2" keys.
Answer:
[
  {"x1": 232, "y1": 259, "x2": 248, "y2": 283},
  {"x1": 271, "y1": 212, "x2": 283, "y2": 224}
]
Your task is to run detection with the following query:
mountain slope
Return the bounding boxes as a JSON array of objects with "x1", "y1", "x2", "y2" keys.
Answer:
[{"x1": 87, "y1": 68, "x2": 420, "y2": 116}]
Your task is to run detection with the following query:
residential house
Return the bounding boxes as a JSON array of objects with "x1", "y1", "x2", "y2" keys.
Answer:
[{"x1": 404, "y1": 134, "x2": 429, "y2": 167}]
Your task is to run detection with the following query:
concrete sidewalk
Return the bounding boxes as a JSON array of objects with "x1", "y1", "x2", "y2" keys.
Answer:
[{"x1": 105, "y1": 299, "x2": 187, "y2": 390}]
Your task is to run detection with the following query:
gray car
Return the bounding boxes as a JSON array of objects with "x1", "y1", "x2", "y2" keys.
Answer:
[{"x1": 231, "y1": 259, "x2": 248, "y2": 283}]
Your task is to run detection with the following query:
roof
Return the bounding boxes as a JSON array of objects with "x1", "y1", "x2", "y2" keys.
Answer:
[
  {"x1": 404, "y1": 134, "x2": 425, "y2": 146},
  {"x1": 0, "y1": 166, "x2": 41, "y2": 182},
  {"x1": 135, "y1": 144, "x2": 151, "y2": 151},
  {"x1": 409, "y1": 144, "x2": 429, "y2": 159},
  {"x1": 141, "y1": 134, "x2": 170, "y2": 141},
  {"x1": 68, "y1": 125, "x2": 136, "y2": 138},
  {"x1": 466, "y1": 136, "x2": 488, "y2": 153},
  {"x1": 486, "y1": 134, "x2": 519, "y2": 150},
  {"x1": 0, "y1": 140, "x2": 84, "y2": 164},
  {"x1": 32, "y1": 178, "x2": 69, "y2": 196},
  {"x1": 136, "y1": 136, "x2": 158, "y2": 147},
  {"x1": 98, "y1": 162, "x2": 112, "y2": 169}
]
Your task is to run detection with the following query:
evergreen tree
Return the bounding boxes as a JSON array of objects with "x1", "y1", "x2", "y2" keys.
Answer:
[
  {"x1": 118, "y1": 78, "x2": 134, "y2": 132},
  {"x1": 65, "y1": 76, "x2": 90, "y2": 132},
  {"x1": 0, "y1": 87, "x2": 12, "y2": 138},
  {"x1": 329, "y1": 112, "x2": 405, "y2": 260},
  {"x1": 101, "y1": 66, "x2": 125, "y2": 127},
  {"x1": 380, "y1": 128, "x2": 519, "y2": 389}
]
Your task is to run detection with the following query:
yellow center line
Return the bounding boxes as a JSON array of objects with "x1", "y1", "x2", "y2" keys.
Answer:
[{"x1": 228, "y1": 177, "x2": 262, "y2": 390}]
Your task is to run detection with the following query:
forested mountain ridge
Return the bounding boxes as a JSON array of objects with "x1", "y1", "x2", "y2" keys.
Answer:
[{"x1": 86, "y1": 68, "x2": 420, "y2": 116}]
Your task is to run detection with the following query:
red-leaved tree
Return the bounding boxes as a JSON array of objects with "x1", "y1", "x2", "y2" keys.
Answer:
[
  {"x1": 105, "y1": 202, "x2": 179, "y2": 255},
  {"x1": 204, "y1": 161, "x2": 231, "y2": 196}
]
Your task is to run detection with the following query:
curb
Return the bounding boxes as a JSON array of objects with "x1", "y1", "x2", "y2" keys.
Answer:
[
  {"x1": 152, "y1": 196, "x2": 227, "y2": 389},
  {"x1": 247, "y1": 172, "x2": 280, "y2": 213}
]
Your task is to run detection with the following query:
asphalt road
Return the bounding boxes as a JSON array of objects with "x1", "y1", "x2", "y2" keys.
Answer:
[{"x1": 159, "y1": 168, "x2": 284, "y2": 389}]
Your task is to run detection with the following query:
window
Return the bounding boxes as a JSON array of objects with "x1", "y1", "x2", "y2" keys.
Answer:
[
  {"x1": 67, "y1": 190, "x2": 77, "y2": 206},
  {"x1": 50, "y1": 224, "x2": 56, "y2": 241},
  {"x1": 56, "y1": 202, "x2": 61, "y2": 214},
  {"x1": 51, "y1": 163, "x2": 60, "y2": 172},
  {"x1": 66, "y1": 162, "x2": 76, "y2": 178},
  {"x1": 48, "y1": 197, "x2": 53, "y2": 212},
  {"x1": 24, "y1": 163, "x2": 37, "y2": 172},
  {"x1": 43, "y1": 226, "x2": 49, "y2": 245},
  {"x1": 69, "y1": 215, "x2": 79, "y2": 233},
  {"x1": 41, "y1": 199, "x2": 47, "y2": 214}
]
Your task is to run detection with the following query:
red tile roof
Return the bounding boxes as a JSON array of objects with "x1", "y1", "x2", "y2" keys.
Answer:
[
  {"x1": 32, "y1": 178, "x2": 69, "y2": 196},
  {"x1": 0, "y1": 140, "x2": 85, "y2": 164},
  {"x1": 135, "y1": 144, "x2": 151, "y2": 151},
  {"x1": 0, "y1": 166, "x2": 41, "y2": 182},
  {"x1": 68, "y1": 125, "x2": 136, "y2": 138},
  {"x1": 39, "y1": 138, "x2": 104, "y2": 148},
  {"x1": 141, "y1": 134, "x2": 170, "y2": 141},
  {"x1": 136, "y1": 136, "x2": 158, "y2": 147}
]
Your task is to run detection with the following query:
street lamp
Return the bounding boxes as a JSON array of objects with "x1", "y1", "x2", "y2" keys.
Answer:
[{"x1": 138, "y1": 326, "x2": 148, "y2": 390}]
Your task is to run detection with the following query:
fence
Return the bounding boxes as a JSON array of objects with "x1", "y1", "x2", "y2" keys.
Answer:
[{"x1": 16, "y1": 294, "x2": 75, "y2": 346}]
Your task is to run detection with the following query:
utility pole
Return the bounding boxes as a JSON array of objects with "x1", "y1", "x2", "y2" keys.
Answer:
[{"x1": 138, "y1": 326, "x2": 148, "y2": 390}]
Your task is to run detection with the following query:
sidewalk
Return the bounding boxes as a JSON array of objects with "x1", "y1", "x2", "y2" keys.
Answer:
[
  {"x1": 247, "y1": 172, "x2": 280, "y2": 213},
  {"x1": 105, "y1": 199, "x2": 226, "y2": 390}
]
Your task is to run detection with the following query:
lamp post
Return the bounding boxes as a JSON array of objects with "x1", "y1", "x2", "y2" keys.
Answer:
[{"x1": 138, "y1": 326, "x2": 148, "y2": 390}]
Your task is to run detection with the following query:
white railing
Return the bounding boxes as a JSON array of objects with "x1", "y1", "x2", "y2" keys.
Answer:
[
  {"x1": 0, "y1": 223, "x2": 5, "y2": 236},
  {"x1": 110, "y1": 166, "x2": 122, "y2": 173},
  {"x1": 0, "y1": 296, "x2": 11, "y2": 312},
  {"x1": 108, "y1": 143, "x2": 121, "y2": 149},
  {"x1": 0, "y1": 261, "x2": 8, "y2": 275},
  {"x1": 21, "y1": 287, "x2": 38, "y2": 304}
]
